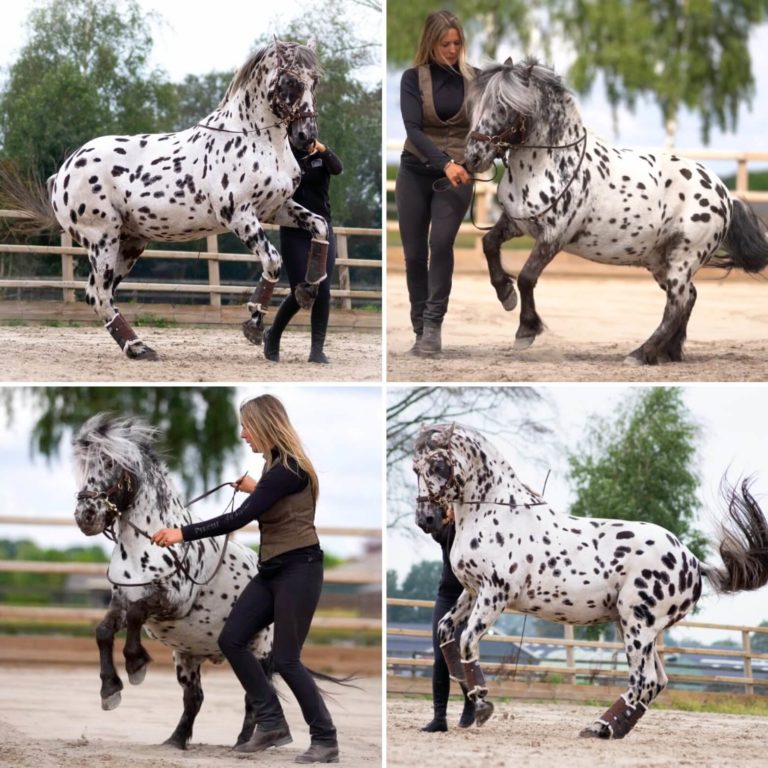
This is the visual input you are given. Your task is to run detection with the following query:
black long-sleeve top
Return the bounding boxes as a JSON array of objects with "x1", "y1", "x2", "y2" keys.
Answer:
[
  {"x1": 181, "y1": 453, "x2": 308, "y2": 542},
  {"x1": 291, "y1": 144, "x2": 343, "y2": 221},
  {"x1": 432, "y1": 522, "x2": 463, "y2": 598},
  {"x1": 400, "y1": 63, "x2": 467, "y2": 173}
]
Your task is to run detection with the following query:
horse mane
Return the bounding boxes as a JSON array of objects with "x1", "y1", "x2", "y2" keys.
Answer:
[
  {"x1": 218, "y1": 40, "x2": 318, "y2": 107},
  {"x1": 469, "y1": 56, "x2": 568, "y2": 122},
  {"x1": 74, "y1": 413, "x2": 158, "y2": 476},
  {"x1": 414, "y1": 422, "x2": 485, "y2": 452}
]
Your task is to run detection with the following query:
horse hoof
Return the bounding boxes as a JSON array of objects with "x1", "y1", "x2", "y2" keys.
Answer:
[
  {"x1": 474, "y1": 699, "x2": 495, "y2": 726},
  {"x1": 579, "y1": 724, "x2": 610, "y2": 739},
  {"x1": 162, "y1": 736, "x2": 188, "y2": 750},
  {"x1": 513, "y1": 336, "x2": 535, "y2": 350},
  {"x1": 500, "y1": 285, "x2": 518, "y2": 311},
  {"x1": 101, "y1": 691, "x2": 122, "y2": 711},
  {"x1": 125, "y1": 343, "x2": 158, "y2": 361},
  {"x1": 128, "y1": 666, "x2": 147, "y2": 685},
  {"x1": 242, "y1": 319, "x2": 263, "y2": 346},
  {"x1": 623, "y1": 354, "x2": 644, "y2": 367}
]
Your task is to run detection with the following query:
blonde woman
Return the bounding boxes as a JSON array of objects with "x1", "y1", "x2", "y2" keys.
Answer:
[
  {"x1": 396, "y1": 10, "x2": 475, "y2": 357},
  {"x1": 152, "y1": 395, "x2": 338, "y2": 764}
]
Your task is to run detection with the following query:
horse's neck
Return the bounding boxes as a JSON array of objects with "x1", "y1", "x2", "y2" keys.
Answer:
[
  {"x1": 127, "y1": 464, "x2": 191, "y2": 532},
  {"x1": 531, "y1": 90, "x2": 584, "y2": 147},
  {"x1": 203, "y1": 79, "x2": 273, "y2": 133}
]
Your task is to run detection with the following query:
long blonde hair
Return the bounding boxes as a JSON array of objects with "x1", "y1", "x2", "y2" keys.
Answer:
[
  {"x1": 413, "y1": 10, "x2": 473, "y2": 80},
  {"x1": 240, "y1": 395, "x2": 319, "y2": 501}
]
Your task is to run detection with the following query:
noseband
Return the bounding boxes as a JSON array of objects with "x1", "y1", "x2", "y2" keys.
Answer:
[
  {"x1": 469, "y1": 115, "x2": 528, "y2": 155},
  {"x1": 271, "y1": 44, "x2": 318, "y2": 123},
  {"x1": 76, "y1": 469, "x2": 135, "y2": 518}
]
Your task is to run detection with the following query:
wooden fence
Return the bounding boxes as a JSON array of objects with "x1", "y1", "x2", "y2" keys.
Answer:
[
  {"x1": 386, "y1": 144, "x2": 768, "y2": 256},
  {"x1": 0, "y1": 517, "x2": 382, "y2": 634},
  {"x1": 387, "y1": 597, "x2": 768, "y2": 697},
  {"x1": 0, "y1": 209, "x2": 381, "y2": 322}
]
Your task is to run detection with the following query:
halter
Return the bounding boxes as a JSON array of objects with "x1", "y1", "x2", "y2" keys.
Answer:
[
  {"x1": 469, "y1": 115, "x2": 528, "y2": 155},
  {"x1": 75, "y1": 469, "x2": 135, "y2": 525}
]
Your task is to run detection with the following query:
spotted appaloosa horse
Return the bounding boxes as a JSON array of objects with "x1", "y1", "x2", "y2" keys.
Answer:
[
  {"x1": 413, "y1": 423, "x2": 768, "y2": 739},
  {"x1": 73, "y1": 413, "x2": 272, "y2": 748},
  {"x1": 12, "y1": 40, "x2": 328, "y2": 359},
  {"x1": 464, "y1": 58, "x2": 768, "y2": 365}
]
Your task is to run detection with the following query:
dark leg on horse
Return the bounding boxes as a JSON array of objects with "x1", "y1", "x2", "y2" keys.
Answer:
[
  {"x1": 95, "y1": 604, "x2": 125, "y2": 710},
  {"x1": 123, "y1": 600, "x2": 152, "y2": 685},
  {"x1": 625, "y1": 280, "x2": 689, "y2": 365},
  {"x1": 435, "y1": 590, "x2": 474, "y2": 680},
  {"x1": 239, "y1": 226, "x2": 282, "y2": 346},
  {"x1": 663, "y1": 283, "x2": 697, "y2": 362},
  {"x1": 515, "y1": 241, "x2": 559, "y2": 349},
  {"x1": 482, "y1": 212, "x2": 523, "y2": 310},
  {"x1": 164, "y1": 653, "x2": 204, "y2": 749},
  {"x1": 461, "y1": 659, "x2": 494, "y2": 726}
]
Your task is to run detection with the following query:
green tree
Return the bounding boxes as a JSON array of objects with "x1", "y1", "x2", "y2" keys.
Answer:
[
  {"x1": 751, "y1": 620, "x2": 768, "y2": 653},
  {"x1": 567, "y1": 387, "x2": 706, "y2": 560},
  {"x1": 0, "y1": 0, "x2": 172, "y2": 177},
  {"x1": 387, "y1": 559, "x2": 442, "y2": 622},
  {"x1": 169, "y1": 72, "x2": 234, "y2": 132},
  {"x1": 0, "y1": 387, "x2": 241, "y2": 494},
  {"x1": 556, "y1": 0, "x2": 768, "y2": 145},
  {"x1": 386, "y1": 0, "x2": 550, "y2": 65}
]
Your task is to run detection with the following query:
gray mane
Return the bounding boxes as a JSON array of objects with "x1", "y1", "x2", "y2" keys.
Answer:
[
  {"x1": 469, "y1": 57, "x2": 568, "y2": 124},
  {"x1": 73, "y1": 413, "x2": 158, "y2": 478},
  {"x1": 414, "y1": 422, "x2": 485, "y2": 452},
  {"x1": 219, "y1": 41, "x2": 317, "y2": 106}
]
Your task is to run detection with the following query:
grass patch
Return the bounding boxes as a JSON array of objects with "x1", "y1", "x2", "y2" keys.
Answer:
[
  {"x1": 0, "y1": 319, "x2": 27, "y2": 327},
  {"x1": 133, "y1": 314, "x2": 177, "y2": 328}
]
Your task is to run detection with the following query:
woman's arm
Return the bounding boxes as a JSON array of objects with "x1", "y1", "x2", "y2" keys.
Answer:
[{"x1": 313, "y1": 142, "x2": 343, "y2": 175}]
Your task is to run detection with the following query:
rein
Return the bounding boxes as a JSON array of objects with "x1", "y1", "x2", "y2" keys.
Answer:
[{"x1": 77, "y1": 475, "x2": 243, "y2": 588}]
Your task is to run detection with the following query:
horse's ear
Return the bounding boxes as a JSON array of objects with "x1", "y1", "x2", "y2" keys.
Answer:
[
  {"x1": 503, "y1": 56, "x2": 514, "y2": 67},
  {"x1": 523, "y1": 62, "x2": 535, "y2": 86},
  {"x1": 306, "y1": 38, "x2": 317, "y2": 53}
]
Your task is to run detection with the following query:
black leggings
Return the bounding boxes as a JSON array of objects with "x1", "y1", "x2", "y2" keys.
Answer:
[
  {"x1": 217, "y1": 555, "x2": 336, "y2": 744},
  {"x1": 430, "y1": 589, "x2": 468, "y2": 717},
  {"x1": 395, "y1": 164, "x2": 472, "y2": 333}
]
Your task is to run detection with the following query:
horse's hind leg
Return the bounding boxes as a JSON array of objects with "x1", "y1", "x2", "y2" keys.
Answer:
[
  {"x1": 83, "y1": 232, "x2": 156, "y2": 360},
  {"x1": 164, "y1": 652, "x2": 203, "y2": 749},
  {"x1": 482, "y1": 211, "x2": 523, "y2": 310},
  {"x1": 580, "y1": 622, "x2": 666, "y2": 739},
  {"x1": 515, "y1": 240, "x2": 560, "y2": 349},
  {"x1": 123, "y1": 600, "x2": 152, "y2": 684},
  {"x1": 96, "y1": 603, "x2": 126, "y2": 710}
]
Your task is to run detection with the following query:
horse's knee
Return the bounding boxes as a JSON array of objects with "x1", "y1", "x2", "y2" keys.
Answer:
[{"x1": 436, "y1": 617, "x2": 454, "y2": 646}]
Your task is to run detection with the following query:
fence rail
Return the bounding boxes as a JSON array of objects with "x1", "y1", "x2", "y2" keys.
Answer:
[
  {"x1": 0, "y1": 209, "x2": 381, "y2": 316},
  {"x1": 386, "y1": 597, "x2": 768, "y2": 696}
]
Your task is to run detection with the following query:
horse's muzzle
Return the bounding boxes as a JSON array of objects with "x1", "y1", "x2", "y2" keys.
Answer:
[
  {"x1": 415, "y1": 501, "x2": 447, "y2": 535},
  {"x1": 289, "y1": 117, "x2": 318, "y2": 152},
  {"x1": 74, "y1": 504, "x2": 106, "y2": 536}
]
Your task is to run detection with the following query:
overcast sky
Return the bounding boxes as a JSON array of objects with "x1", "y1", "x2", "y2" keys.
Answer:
[
  {"x1": 0, "y1": 385, "x2": 383, "y2": 561},
  {"x1": 0, "y1": 0, "x2": 381, "y2": 86},
  {"x1": 388, "y1": 384, "x2": 768, "y2": 644}
]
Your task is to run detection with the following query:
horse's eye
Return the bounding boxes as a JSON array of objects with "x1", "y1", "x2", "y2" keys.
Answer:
[{"x1": 432, "y1": 458, "x2": 451, "y2": 479}]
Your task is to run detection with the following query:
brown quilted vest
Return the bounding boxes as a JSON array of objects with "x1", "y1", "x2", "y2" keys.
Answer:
[
  {"x1": 403, "y1": 64, "x2": 471, "y2": 165},
  {"x1": 257, "y1": 461, "x2": 318, "y2": 562}
]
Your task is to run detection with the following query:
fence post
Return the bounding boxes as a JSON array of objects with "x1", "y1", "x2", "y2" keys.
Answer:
[
  {"x1": 336, "y1": 233, "x2": 351, "y2": 311},
  {"x1": 564, "y1": 624, "x2": 576, "y2": 684},
  {"x1": 736, "y1": 157, "x2": 749, "y2": 196},
  {"x1": 742, "y1": 629, "x2": 754, "y2": 696},
  {"x1": 60, "y1": 231, "x2": 75, "y2": 303},
  {"x1": 206, "y1": 234, "x2": 221, "y2": 310}
]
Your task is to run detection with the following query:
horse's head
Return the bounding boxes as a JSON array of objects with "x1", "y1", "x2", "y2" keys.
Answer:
[
  {"x1": 412, "y1": 424, "x2": 464, "y2": 534},
  {"x1": 464, "y1": 58, "x2": 535, "y2": 174},
  {"x1": 72, "y1": 414, "x2": 155, "y2": 536},
  {"x1": 269, "y1": 41, "x2": 319, "y2": 151}
]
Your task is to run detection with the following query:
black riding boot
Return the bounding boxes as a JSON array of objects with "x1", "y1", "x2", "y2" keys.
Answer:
[
  {"x1": 308, "y1": 290, "x2": 330, "y2": 364},
  {"x1": 264, "y1": 292, "x2": 300, "y2": 362},
  {"x1": 458, "y1": 690, "x2": 476, "y2": 728}
]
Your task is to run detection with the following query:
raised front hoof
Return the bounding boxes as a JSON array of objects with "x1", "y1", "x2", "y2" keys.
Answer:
[
  {"x1": 579, "y1": 723, "x2": 611, "y2": 740},
  {"x1": 124, "y1": 342, "x2": 158, "y2": 361},
  {"x1": 295, "y1": 282, "x2": 317, "y2": 310},
  {"x1": 474, "y1": 699, "x2": 495, "y2": 726},
  {"x1": 494, "y1": 280, "x2": 518, "y2": 311},
  {"x1": 127, "y1": 665, "x2": 148, "y2": 685},
  {"x1": 101, "y1": 690, "x2": 122, "y2": 711},
  {"x1": 242, "y1": 318, "x2": 263, "y2": 346}
]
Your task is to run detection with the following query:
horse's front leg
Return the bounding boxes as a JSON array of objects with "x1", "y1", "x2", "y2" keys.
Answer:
[
  {"x1": 230, "y1": 217, "x2": 282, "y2": 346},
  {"x1": 164, "y1": 652, "x2": 203, "y2": 749},
  {"x1": 96, "y1": 601, "x2": 126, "y2": 710},
  {"x1": 457, "y1": 586, "x2": 507, "y2": 726},
  {"x1": 482, "y1": 211, "x2": 524, "y2": 311},
  {"x1": 435, "y1": 589, "x2": 474, "y2": 681},
  {"x1": 271, "y1": 200, "x2": 329, "y2": 309},
  {"x1": 124, "y1": 600, "x2": 152, "y2": 684},
  {"x1": 515, "y1": 240, "x2": 560, "y2": 349}
]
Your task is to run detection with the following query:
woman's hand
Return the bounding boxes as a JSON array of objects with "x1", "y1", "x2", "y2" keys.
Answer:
[
  {"x1": 444, "y1": 160, "x2": 470, "y2": 187},
  {"x1": 310, "y1": 141, "x2": 326, "y2": 154},
  {"x1": 233, "y1": 473, "x2": 257, "y2": 494},
  {"x1": 151, "y1": 528, "x2": 183, "y2": 547}
]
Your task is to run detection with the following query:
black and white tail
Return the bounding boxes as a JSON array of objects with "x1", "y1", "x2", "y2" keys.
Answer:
[
  {"x1": 715, "y1": 198, "x2": 768, "y2": 274},
  {"x1": 702, "y1": 479, "x2": 768, "y2": 594}
]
